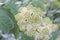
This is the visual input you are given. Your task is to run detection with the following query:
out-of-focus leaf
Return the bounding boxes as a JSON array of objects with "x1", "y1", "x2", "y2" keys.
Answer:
[
  {"x1": 0, "y1": 5, "x2": 19, "y2": 39},
  {"x1": 3, "y1": 1, "x2": 20, "y2": 38},
  {"x1": 42, "y1": 0, "x2": 48, "y2": 4},
  {"x1": 3, "y1": 0, "x2": 18, "y2": 15},
  {"x1": 8, "y1": 11, "x2": 20, "y2": 39},
  {"x1": 31, "y1": 0, "x2": 46, "y2": 11},
  {"x1": 12, "y1": 24, "x2": 20, "y2": 39},
  {"x1": 0, "y1": 7, "x2": 14, "y2": 33},
  {"x1": 20, "y1": 32, "x2": 34, "y2": 40},
  {"x1": 0, "y1": 0, "x2": 6, "y2": 2},
  {"x1": 54, "y1": 17, "x2": 60, "y2": 23},
  {"x1": 47, "y1": 10, "x2": 56, "y2": 18},
  {"x1": 50, "y1": 30, "x2": 60, "y2": 40}
]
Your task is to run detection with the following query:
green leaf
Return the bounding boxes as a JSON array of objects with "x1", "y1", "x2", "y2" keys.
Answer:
[
  {"x1": 0, "y1": 0, "x2": 5, "y2": 2},
  {"x1": 31, "y1": 0, "x2": 46, "y2": 11},
  {"x1": 3, "y1": 0, "x2": 18, "y2": 15},
  {"x1": 6, "y1": 10, "x2": 20, "y2": 39},
  {"x1": 12, "y1": 25, "x2": 20, "y2": 39},
  {"x1": 54, "y1": 17, "x2": 60, "y2": 23},
  {"x1": 0, "y1": 7, "x2": 20, "y2": 39},
  {"x1": 0, "y1": 7, "x2": 14, "y2": 33},
  {"x1": 50, "y1": 30, "x2": 60, "y2": 40},
  {"x1": 42, "y1": 0, "x2": 48, "y2": 4},
  {"x1": 20, "y1": 32, "x2": 34, "y2": 40}
]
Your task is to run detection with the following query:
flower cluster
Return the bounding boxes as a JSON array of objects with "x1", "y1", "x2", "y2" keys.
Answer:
[{"x1": 15, "y1": 5, "x2": 58, "y2": 40}]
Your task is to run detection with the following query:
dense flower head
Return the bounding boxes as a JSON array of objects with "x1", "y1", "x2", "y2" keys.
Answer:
[{"x1": 15, "y1": 4, "x2": 58, "y2": 40}]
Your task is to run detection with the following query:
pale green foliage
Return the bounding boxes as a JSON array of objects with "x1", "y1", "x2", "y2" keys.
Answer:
[
  {"x1": 0, "y1": 0, "x2": 20, "y2": 39},
  {"x1": 0, "y1": 7, "x2": 14, "y2": 33}
]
